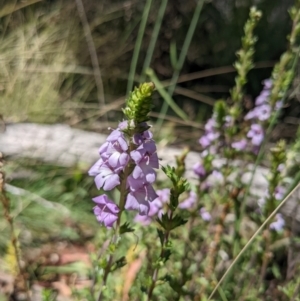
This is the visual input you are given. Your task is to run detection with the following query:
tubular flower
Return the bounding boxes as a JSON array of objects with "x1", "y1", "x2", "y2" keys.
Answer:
[
  {"x1": 93, "y1": 195, "x2": 120, "y2": 228},
  {"x1": 134, "y1": 189, "x2": 170, "y2": 225}
]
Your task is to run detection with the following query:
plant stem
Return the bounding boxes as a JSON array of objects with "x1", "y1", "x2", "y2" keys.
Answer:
[
  {"x1": 96, "y1": 140, "x2": 135, "y2": 301},
  {"x1": 147, "y1": 212, "x2": 173, "y2": 300},
  {"x1": 127, "y1": 0, "x2": 153, "y2": 95},
  {"x1": 141, "y1": 0, "x2": 168, "y2": 82},
  {"x1": 0, "y1": 161, "x2": 31, "y2": 301},
  {"x1": 156, "y1": 0, "x2": 205, "y2": 132}
]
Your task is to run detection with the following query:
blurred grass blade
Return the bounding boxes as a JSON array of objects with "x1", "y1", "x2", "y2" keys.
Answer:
[
  {"x1": 141, "y1": 0, "x2": 168, "y2": 82},
  {"x1": 127, "y1": 0, "x2": 153, "y2": 95},
  {"x1": 156, "y1": 0, "x2": 205, "y2": 131},
  {"x1": 170, "y1": 40, "x2": 178, "y2": 70},
  {"x1": 0, "y1": 0, "x2": 42, "y2": 18},
  {"x1": 146, "y1": 68, "x2": 188, "y2": 121},
  {"x1": 208, "y1": 182, "x2": 300, "y2": 300},
  {"x1": 75, "y1": 0, "x2": 106, "y2": 115}
]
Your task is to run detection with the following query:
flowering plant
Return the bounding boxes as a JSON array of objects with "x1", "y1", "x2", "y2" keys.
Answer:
[{"x1": 83, "y1": 4, "x2": 300, "y2": 301}]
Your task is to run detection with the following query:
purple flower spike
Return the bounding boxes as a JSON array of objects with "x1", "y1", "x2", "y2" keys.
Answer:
[
  {"x1": 232, "y1": 139, "x2": 247, "y2": 151},
  {"x1": 200, "y1": 207, "x2": 211, "y2": 221},
  {"x1": 93, "y1": 195, "x2": 120, "y2": 228},
  {"x1": 270, "y1": 213, "x2": 285, "y2": 232},
  {"x1": 193, "y1": 162, "x2": 206, "y2": 178},
  {"x1": 247, "y1": 124, "x2": 264, "y2": 146}
]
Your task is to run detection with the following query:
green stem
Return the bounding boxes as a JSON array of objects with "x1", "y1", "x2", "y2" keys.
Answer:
[
  {"x1": 207, "y1": 182, "x2": 300, "y2": 300},
  {"x1": 141, "y1": 0, "x2": 168, "y2": 82},
  {"x1": 147, "y1": 213, "x2": 173, "y2": 301},
  {"x1": 97, "y1": 144, "x2": 134, "y2": 300},
  {"x1": 146, "y1": 68, "x2": 189, "y2": 121},
  {"x1": 127, "y1": 0, "x2": 153, "y2": 95},
  {"x1": 156, "y1": 0, "x2": 205, "y2": 132}
]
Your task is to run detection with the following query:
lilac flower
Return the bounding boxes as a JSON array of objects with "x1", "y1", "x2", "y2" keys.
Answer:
[
  {"x1": 125, "y1": 177, "x2": 158, "y2": 215},
  {"x1": 193, "y1": 162, "x2": 206, "y2": 178},
  {"x1": 199, "y1": 116, "x2": 220, "y2": 149},
  {"x1": 258, "y1": 196, "x2": 266, "y2": 209},
  {"x1": 88, "y1": 158, "x2": 104, "y2": 177},
  {"x1": 275, "y1": 100, "x2": 283, "y2": 110},
  {"x1": 89, "y1": 126, "x2": 131, "y2": 191},
  {"x1": 93, "y1": 195, "x2": 120, "y2": 228},
  {"x1": 199, "y1": 136, "x2": 211, "y2": 148},
  {"x1": 199, "y1": 132, "x2": 219, "y2": 148},
  {"x1": 224, "y1": 115, "x2": 233, "y2": 128},
  {"x1": 245, "y1": 104, "x2": 271, "y2": 121},
  {"x1": 156, "y1": 188, "x2": 170, "y2": 204},
  {"x1": 255, "y1": 79, "x2": 272, "y2": 106},
  {"x1": 133, "y1": 129, "x2": 153, "y2": 145},
  {"x1": 134, "y1": 189, "x2": 170, "y2": 224},
  {"x1": 200, "y1": 207, "x2": 211, "y2": 221},
  {"x1": 89, "y1": 159, "x2": 120, "y2": 191},
  {"x1": 211, "y1": 170, "x2": 224, "y2": 183},
  {"x1": 274, "y1": 186, "x2": 286, "y2": 201},
  {"x1": 247, "y1": 124, "x2": 264, "y2": 146},
  {"x1": 179, "y1": 191, "x2": 197, "y2": 209},
  {"x1": 232, "y1": 139, "x2": 247, "y2": 151},
  {"x1": 263, "y1": 79, "x2": 272, "y2": 90},
  {"x1": 244, "y1": 109, "x2": 257, "y2": 121},
  {"x1": 256, "y1": 104, "x2": 271, "y2": 121},
  {"x1": 270, "y1": 213, "x2": 285, "y2": 232},
  {"x1": 100, "y1": 143, "x2": 130, "y2": 173},
  {"x1": 99, "y1": 130, "x2": 130, "y2": 172},
  {"x1": 255, "y1": 90, "x2": 271, "y2": 106},
  {"x1": 130, "y1": 141, "x2": 159, "y2": 183},
  {"x1": 134, "y1": 214, "x2": 152, "y2": 226},
  {"x1": 200, "y1": 181, "x2": 211, "y2": 192},
  {"x1": 205, "y1": 118, "x2": 217, "y2": 132}
]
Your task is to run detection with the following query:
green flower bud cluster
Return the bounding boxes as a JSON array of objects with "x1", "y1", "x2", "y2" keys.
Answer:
[
  {"x1": 264, "y1": 140, "x2": 286, "y2": 216},
  {"x1": 269, "y1": 1, "x2": 300, "y2": 109},
  {"x1": 230, "y1": 7, "x2": 262, "y2": 106},
  {"x1": 123, "y1": 82, "x2": 155, "y2": 124}
]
